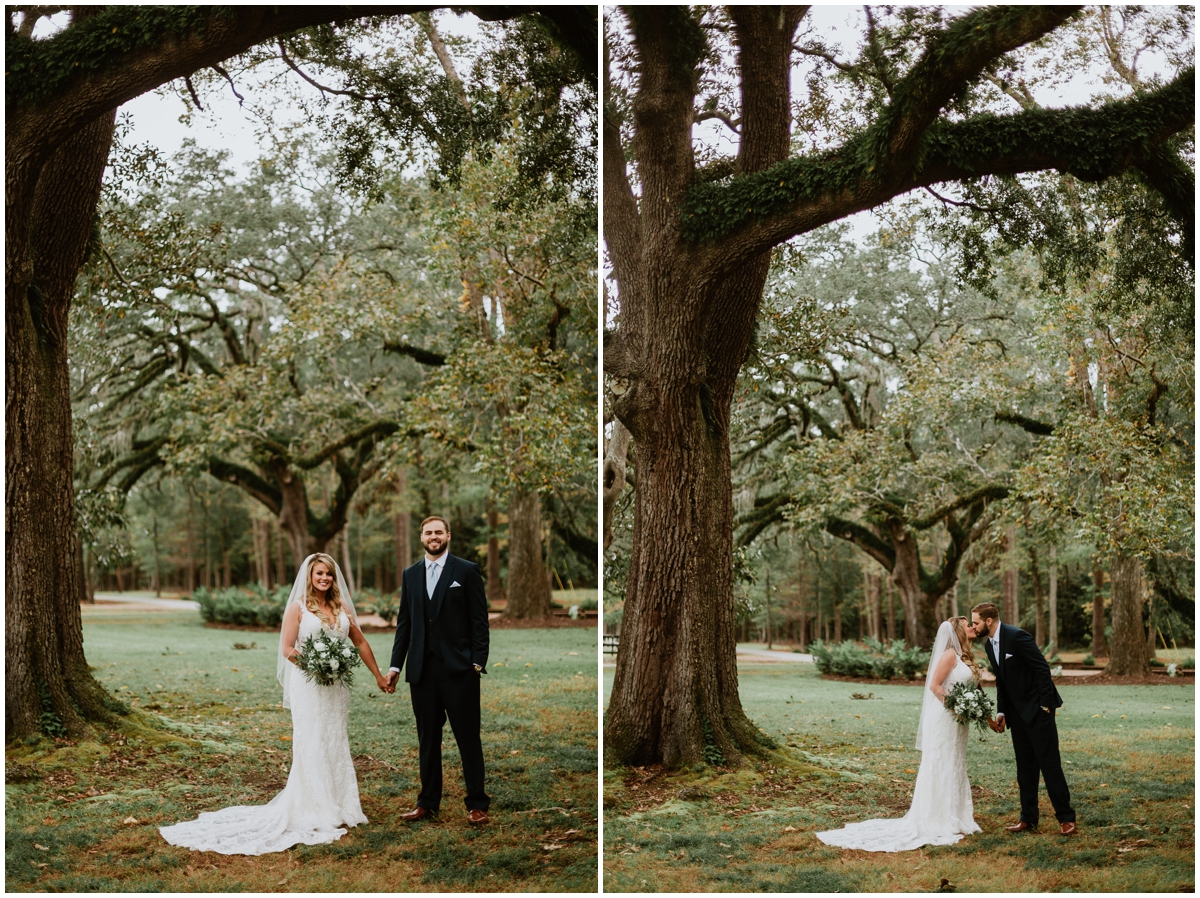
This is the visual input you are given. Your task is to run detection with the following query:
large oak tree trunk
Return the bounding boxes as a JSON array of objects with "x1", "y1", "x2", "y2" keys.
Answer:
[
  {"x1": 1091, "y1": 563, "x2": 1109, "y2": 658},
  {"x1": 605, "y1": 379, "x2": 760, "y2": 767},
  {"x1": 604, "y1": 7, "x2": 804, "y2": 767},
  {"x1": 1002, "y1": 525, "x2": 1020, "y2": 625},
  {"x1": 486, "y1": 501, "x2": 504, "y2": 603},
  {"x1": 1106, "y1": 552, "x2": 1150, "y2": 676},
  {"x1": 6, "y1": 111, "x2": 118, "y2": 740},
  {"x1": 504, "y1": 488, "x2": 552, "y2": 619},
  {"x1": 888, "y1": 523, "x2": 938, "y2": 648}
]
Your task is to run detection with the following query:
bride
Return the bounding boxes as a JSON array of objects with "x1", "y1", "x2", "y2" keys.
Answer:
[
  {"x1": 160, "y1": 553, "x2": 391, "y2": 855},
  {"x1": 816, "y1": 616, "x2": 983, "y2": 852}
]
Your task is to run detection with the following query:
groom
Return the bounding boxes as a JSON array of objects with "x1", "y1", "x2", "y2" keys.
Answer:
[
  {"x1": 385, "y1": 515, "x2": 491, "y2": 824},
  {"x1": 970, "y1": 601, "x2": 1076, "y2": 835}
]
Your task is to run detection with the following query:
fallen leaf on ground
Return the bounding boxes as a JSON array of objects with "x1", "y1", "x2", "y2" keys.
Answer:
[
  {"x1": 34, "y1": 844, "x2": 49, "y2": 851},
  {"x1": 782, "y1": 826, "x2": 797, "y2": 833},
  {"x1": 542, "y1": 842, "x2": 565, "y2": 851}
]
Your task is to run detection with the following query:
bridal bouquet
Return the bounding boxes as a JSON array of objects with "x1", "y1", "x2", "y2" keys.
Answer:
[
  {"x1": 943, "y1": 680, "x2": 995, "y2": 733},
  {"x1": 296, "y1": 631, "x2": 363, "y2": 687}
]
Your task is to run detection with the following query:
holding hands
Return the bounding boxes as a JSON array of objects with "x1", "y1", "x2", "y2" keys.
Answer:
[{"x1": 380, "y1": 670, "x2": 399, "y2": 694}]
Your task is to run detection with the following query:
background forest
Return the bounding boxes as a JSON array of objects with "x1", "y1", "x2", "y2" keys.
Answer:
[{"x1": 71, "y1": 17, "x2": 598, "y2": 616}]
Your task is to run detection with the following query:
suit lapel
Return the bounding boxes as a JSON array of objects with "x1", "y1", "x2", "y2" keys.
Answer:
[
  {"x1": 984, "y1": 635, "x2": 997, "y2": 672},
  {"x1": 430, "y1": 555, "x2": 454, "y2": 622}
]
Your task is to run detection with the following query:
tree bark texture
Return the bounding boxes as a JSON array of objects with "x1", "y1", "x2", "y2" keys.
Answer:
[
  {"x1": 1028, "y1": 545, "x2": 1046, "y2": 647},
  {"x1": 604, "y1": 7, "x2": 805, "y2": 767},
  {"x1": 504, "y1": 488, "x2": 552, "y2": 619},
  {"x1": 486, "y1": 502, "x2": 504, "y2": 603},
  {"x1": 1002, "y1": 526, "x2": 1020, "y2": 625},
  {"x1": 1091, "y1": 563, "x2": 1109, "y2": 658},
  {"x1": 886, "y1": 579, "x2": 896, "y2": 641},
  {"x1": 6, "y1": 110, "x2": 118, "y2": 739},
  {"x1": 1106, "y1": 552, "x2": 1150, "y2": 676},
  {"x1": 602, "y1": 419, "x2": 632, "y2": 551},
  {"x1": 886, "y1": 522, "x2": 939, "y2": 648},
  {"x1": 1048, "y1": 545, "x2": 1058, "y2": 655}
]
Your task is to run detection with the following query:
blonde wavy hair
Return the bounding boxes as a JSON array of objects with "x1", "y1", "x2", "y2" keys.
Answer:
[
  {"x1": 305, "y1": 553, "x2": 343, "y2": 627},
  {"x1": 949, "y1": 616, "x2": 981, "y2": 680}
]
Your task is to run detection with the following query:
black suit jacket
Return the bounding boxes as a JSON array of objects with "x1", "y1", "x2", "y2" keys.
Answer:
[
  {"x1": 984, "y1": 622, "x2": 1062, "y2": 725},
  {"x1": 390, "y1": 553, "x2": 490, "y2": 684}
]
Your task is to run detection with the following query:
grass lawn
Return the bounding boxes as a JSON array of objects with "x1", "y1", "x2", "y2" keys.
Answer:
[
  {"x1": 7, "y1": 610, "x2": 597, "y2": 892},
  {"x1": 603, "y1": 662, "x2": 1194, "y2": 892}
]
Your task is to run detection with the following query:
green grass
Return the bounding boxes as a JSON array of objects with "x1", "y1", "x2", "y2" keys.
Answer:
[
  {"x1": 603, "y1": 662, "x2": 1194, "y2": 892},
  {"x1": 7, "y1": 611, "x2": 597, "y2": 892}
]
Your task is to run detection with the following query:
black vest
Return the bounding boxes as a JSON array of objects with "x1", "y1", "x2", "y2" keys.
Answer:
[{"x1": 423, "y1": 566, "x2": 443, "y2": 660}]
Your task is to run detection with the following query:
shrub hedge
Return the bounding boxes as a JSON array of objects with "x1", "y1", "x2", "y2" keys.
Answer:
[
  {"x1": 193, "y1": 584, "x2": 291, "y2": 628},
  {"x1": 809, "y1": 637, "x2": 932, "y2": 679}
]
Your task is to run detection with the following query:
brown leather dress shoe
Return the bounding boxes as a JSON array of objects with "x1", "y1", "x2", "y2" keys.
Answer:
[
  {"x1": 1060, "y1": 821, "x2": 1077, "y2": 835},
  {"x1": 467, "y1": 809, "x2": 490, "y2": 825},
  {"x1": 399, "y1": 807, "x2": 435, "y2": 822},
  {"x1": 1006, "y1": 820, "x2": 1037, "y2": 833}
]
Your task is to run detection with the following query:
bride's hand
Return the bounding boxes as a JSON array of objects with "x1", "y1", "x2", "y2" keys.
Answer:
[{"x1": 375, "y1": 673, "x2": 390, "y2": 693}]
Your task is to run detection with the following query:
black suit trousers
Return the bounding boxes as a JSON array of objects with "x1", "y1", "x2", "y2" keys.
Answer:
[
  {"x1": 1008, "y1": 708, "x2": 1075, "y2": 824},
  {"x1": 409, "y1": 652, "x2": 489, "y2": 812}
]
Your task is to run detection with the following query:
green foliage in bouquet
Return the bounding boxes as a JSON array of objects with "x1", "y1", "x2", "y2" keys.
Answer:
[
  {"x1": 943, "y1": 680, "x2": 996, "y2": 734},
  {"x1": 296, "y1": 631, "x2": 363, "y2": 687}
]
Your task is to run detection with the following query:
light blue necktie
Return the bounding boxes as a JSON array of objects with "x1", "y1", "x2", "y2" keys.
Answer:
[{"x1": 426, "y1": 560, "x2": 440, "y2": 598}]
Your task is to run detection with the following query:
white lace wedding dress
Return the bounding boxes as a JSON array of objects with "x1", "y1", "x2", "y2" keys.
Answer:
[
  {"x1": 816, "y1": 658, "x2": 981, "y2": 852},
  {"x1": 160, "y1": 609, "x2": 368, "y2": 855}
]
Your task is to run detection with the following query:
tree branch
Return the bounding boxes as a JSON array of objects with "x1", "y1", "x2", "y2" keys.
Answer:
[
  {"x1": 382, "y1": 340, "x2": 445, "y2": 366},
  {"x1": 909, "y1": 483, "x2": 1010, "y2": 531},
  {"x1": 687, "y1": 64, "x2": 1194, "y2": 274},
  {"x1": 208, "y1": 457, "x2": 282, "y2": 514},
  {"x1": 734, "y1": 493, "x2": 790, "y2": 548},
  {"x1": 825, "y1": 516, "x2": 894, "y2": 571},
  {"x1": 294, "y1": 420, "x2": 400, "y2": 470},
  {"x1": 994, "y1": 409, "x2": 1055, "y2": 436}
]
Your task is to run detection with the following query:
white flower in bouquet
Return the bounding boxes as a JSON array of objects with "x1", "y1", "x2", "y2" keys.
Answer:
[{"x1": 296, "y1": 632, "x2": 363, "y2": 687}]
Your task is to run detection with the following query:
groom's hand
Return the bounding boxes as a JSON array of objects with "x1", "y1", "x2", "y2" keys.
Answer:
[
  {"x1": 988, "y1": 717, "x2": 1005, "y2": 734},
  {"x1": 384, "y1": 670, "x2": 399, "y2": 693}
]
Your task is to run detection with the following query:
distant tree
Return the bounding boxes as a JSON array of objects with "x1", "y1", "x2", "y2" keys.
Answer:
[{"x1": 731, "y1": 229, "x2": 1036, "y2": 649}]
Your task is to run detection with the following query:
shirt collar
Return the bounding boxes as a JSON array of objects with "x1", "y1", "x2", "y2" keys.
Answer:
[{"x1": 426, "y1": 554, "x2": 446, "y2": 570}]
